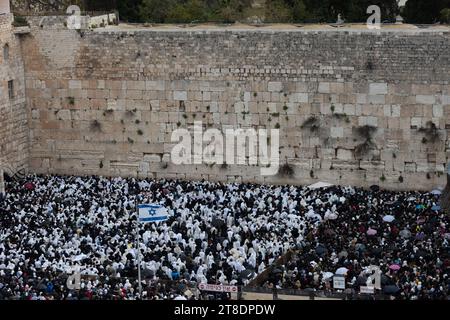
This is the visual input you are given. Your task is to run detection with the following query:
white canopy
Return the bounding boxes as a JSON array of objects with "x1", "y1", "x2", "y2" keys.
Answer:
[{"x1": 308, "y1": 181, "x2": 334, "y2": 190}]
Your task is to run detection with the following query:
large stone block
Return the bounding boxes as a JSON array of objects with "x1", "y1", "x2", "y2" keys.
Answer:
[{"x1": 369, "y1": 83, "x2": 388, "y2": 95}]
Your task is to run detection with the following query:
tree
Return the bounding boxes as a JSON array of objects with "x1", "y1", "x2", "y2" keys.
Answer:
[
  {"x1": 292, "y1": 0, "x2": 311, "y2": 22},
  {"x1": 403, "y1": 0, "x2": 450, "y2": 24},
  {"x1": 166, "y1": 0, "x2": 209, "y2": 23},
  {"x1": 117, "y1": 0, "x2": 142, "y2": 22},
  {"x1": 441, "y1": 8, "x2": 450, "y2": 23},
  {"x1": 212, "y1": 0, "x2": 253, "y2": 22},
  {"x1": 265, "y1": 0, "x2": 293, "y2": 22},
  {"x1": 84, "y1": 0, "x2": 117, "y2": 11},
  {"x1": 139, "y1": 0, "x2": 174, "y2": 23}
]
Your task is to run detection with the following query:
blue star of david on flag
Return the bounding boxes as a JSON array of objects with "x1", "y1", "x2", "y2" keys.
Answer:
[{"x1": 138, "y1": 204, "x2": 168, "y2": 223}]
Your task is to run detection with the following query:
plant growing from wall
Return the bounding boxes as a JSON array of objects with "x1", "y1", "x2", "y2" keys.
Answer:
[
  {"x1": 137, "y1": 129, "x2": 143, "y2": 136},
  {"x1": 355, "y1": 138, "x2": 377, "y2": 159},
  {"x1": 356, "y1": 125, "x2": 377, "y2": 140},
  {"x1": 418, "y1": 121, "x2": 440, "y2": 144},
  {"x1": 301, "y1": 116, "x2": 320, "y2": 132},
  {"x1": 67, "y1": 97, "x2": 75, "y2": 105},
  {"x1": 128, "y1": 137, "x2": 134, "y2": 144},
  {"x1": 333, "y1": 113, "x2": 349, "y2": 123},
  {"x1": 278, "y1": 163, "x2": 294, "y2": 178},
  {"x1": 90, "y1": 120, "x2": 102, "y2": 132},
  {"x1": 103, "y1": 109, "x2": 114, "y2": 117},
  {"x1": 354, "y1": 125, "x2": 378, "y2": 159}
]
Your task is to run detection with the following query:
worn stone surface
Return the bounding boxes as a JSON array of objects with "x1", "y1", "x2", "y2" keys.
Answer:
[{"x1": 0, "y1": 14, "x2": 28, "y2": 174}]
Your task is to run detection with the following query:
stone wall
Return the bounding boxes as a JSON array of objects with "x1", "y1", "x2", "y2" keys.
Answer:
[
  {"x1": 20, "y1": 25, "x2": 450, "y2": 190},
  {"x1": 0, "y1": 13, "x2": 28, "y2": 174}
]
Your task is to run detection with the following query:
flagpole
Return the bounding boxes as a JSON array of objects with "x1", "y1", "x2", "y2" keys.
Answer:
[
  {"x1": 135, "y1": 199, "x2": 143, "y2": 299},
  {"x1": 0, "y1": 168, "x2": 5, "y2": 196}
]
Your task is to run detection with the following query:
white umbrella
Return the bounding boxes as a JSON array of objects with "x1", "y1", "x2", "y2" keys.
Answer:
[
  {"x1": 324, "y1": 211, "x2": 338, "y2": 220},
  {"x1": 322, "y1": 272, "x2": 334, "y2": 279},
  {"x1": 174, "y1": 295, "x2": 187, "y2": 300},
  {"x1": 308, "y1": 181, "x2": 334, "y2": 190},
  {"x1": 407, "y1": 196, "x2": 417, "y2": 201},
  {"x1": 335, "y1": 267, "x2": 349, "y2": 275},
  {"x1": 72, "y1": 254, "x2": 87, "y2": 262},
  {"x1": 383, "y1": 215, "x2": 395, "y2": 223},
  {"x1": 431, "y1": 189, "x2": 442, "y2": 195}
]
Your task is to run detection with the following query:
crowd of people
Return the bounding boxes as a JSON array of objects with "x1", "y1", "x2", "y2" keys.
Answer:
[{"x1": 0, "y1": 174, "x2": 448, "y2": 300}]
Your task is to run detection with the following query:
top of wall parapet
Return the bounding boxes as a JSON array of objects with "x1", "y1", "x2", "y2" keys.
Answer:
[
  {"x1": 94, "y1": 23, "x2": 450, "y2": 35},
  {"x1": 22, "y1": 16, "x2": 450, "y2": 35}
]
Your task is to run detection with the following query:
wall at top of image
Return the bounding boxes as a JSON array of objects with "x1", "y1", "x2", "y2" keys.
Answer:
[{"x1": 19, "y1": 23, "x2": 450, "y2": 190}]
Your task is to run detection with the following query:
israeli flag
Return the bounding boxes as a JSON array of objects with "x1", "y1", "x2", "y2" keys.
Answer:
[{"x1": 138, "y1": 204, "x2": 168, "y2": 223}]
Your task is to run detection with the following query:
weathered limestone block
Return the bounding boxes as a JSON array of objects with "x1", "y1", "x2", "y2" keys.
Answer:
[{"x1": 369, "y1": 83, "x2": 388, "y2": 95}]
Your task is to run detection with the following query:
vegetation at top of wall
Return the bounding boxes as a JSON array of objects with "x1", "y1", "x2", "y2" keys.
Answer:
[
  {"x1": 131, "y1": 0, "x2": 403, "y2": 23},
  {"x1": 13, "y1": 0, "x2": 450, "y2": 24},
  {"x1": 441, "y1": 8, "x2": 450, "y2": 23},
  {"x1": 402, "y1": 0, "x2": 450, "y2": 24},
  {"x1": 136, "y1": 0, "x2": 253, "y2": 23}
]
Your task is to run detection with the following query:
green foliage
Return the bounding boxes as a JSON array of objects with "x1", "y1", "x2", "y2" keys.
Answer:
[
  {"x1": 441, "y1": 8, "x2": 450, "y2": 23},
  {"x1": 166, "y1": 0, "x2": 208, "y2": 23},
  {"x1": 118, "y1": 0, "x2": 143, "y2": 22},
  {"x1": 117, "y1": 0, "x2": 441, "y2": 24},
  {"x1": 13, "y1": 16, "x2": 29, "y2": 27},
  {"x1": 403, "y1": 0, "x2": 450, "y2": 24},
  {"x1": 138, "y1": 0, "x2": 252, "y2": 23},
  {"x1": 265, "y1": 0, "x2": 294, "y2": 22},
  {"x1": 139, "y1": 0, "x2": 173, "y2": 23},
  {"x1": 292, "y1": 0, "x2": 310, "y2": 22}
]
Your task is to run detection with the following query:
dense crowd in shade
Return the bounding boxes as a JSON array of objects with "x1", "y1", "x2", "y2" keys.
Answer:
[{"x1": 0, "y1": 175, "x2": 448, "y2": 300}]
